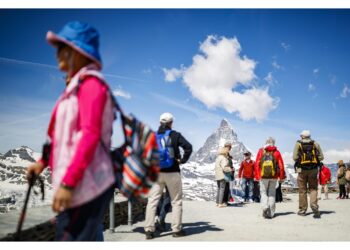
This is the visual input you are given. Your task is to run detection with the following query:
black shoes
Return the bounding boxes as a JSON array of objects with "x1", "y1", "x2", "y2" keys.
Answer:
[
  {"x1": 297, "y1": 210, "x2": 306, "y2": 216},
  {"x1": 172, "y1": 230, "x2": 186, "y2": 238},
  {"x1": 145, "y1": 231, "x2": 154, "y2": 240},
  {"x1": 313, "y1": 211, "x2": 321, "y2": 219},
  {"x1": 157, "y1": 220, "x2": 166, "y2": 232}
]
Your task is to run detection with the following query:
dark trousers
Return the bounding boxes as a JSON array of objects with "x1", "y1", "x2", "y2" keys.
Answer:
[
  {"x1": 276, "y1": 182, "x2": 283, "y2": 202},
  {"x1": 253, "y1": 181, "x2": 261, "y2": 202},
  {"x1": 339, "y1": 184, "x2": 346, "y2": 198},
  {"x1": 216, "y1": 180, "x2": 229, "y2": 204},
  {"x1": 156, "y1": 187, "x2": 172, "y2": 222},
  {"x1": 55, "y1": 186, "x2": 114, "y2": 241},
  {"x1": 223, "y1": 182, "x2": 230, "y2": 202}
]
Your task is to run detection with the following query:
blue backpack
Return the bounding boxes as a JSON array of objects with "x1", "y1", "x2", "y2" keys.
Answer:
[{"x1": 156, "y1": 130, "x2": 175, "y2": 169}]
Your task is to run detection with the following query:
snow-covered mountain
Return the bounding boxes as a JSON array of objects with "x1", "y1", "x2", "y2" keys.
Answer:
[
  {"x1": 182, "y1": 119, "x2": 249, "y2": 201},
  {"x1": 0, "y1": 146, "x2": 53, "y2": 213}
]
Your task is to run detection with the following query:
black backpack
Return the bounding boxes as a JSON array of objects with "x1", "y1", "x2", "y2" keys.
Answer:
[{"x1": 298, "y1": 140, "x2": 319, "y2": 167}]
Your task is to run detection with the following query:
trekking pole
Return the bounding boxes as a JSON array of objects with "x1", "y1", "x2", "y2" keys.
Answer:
[
  {"x1": 127, "y1": 200, "x2": 132, "y2": 226},
  {"x1": 109, "y1": 191, "x2": 115, "y2": 233},
  {"x1": 15, "y1": 173, "x2": 44, "y2": 240}
]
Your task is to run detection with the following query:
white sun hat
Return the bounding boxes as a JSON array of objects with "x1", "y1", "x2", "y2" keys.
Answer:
[{"x1": 159, "y1": 112, "x2": 174, "y2": 123}]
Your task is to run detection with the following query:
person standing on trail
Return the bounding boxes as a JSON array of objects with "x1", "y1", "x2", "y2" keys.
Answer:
[
  {"x1": 238, "y1": 152, "x2": 255, "y2": 203},
  {"x1": 144, "y1": 113, "x2": 192, "y2": 240},
  {"x1": 215, "y1": 143, "x2": 233, "y2": 208},
  {"x1": 336, "y1": 160, "x2": 347, "y2": 199},
  {"x1": 346, "y1": 164, "x2": 350, "y2": 199},
  {"x1": 293, "y1": 130, "x2": 324, "y2": 218},
  {"x1": 318, "y1": 163, "x2": 331, "y2": 200},
  {"x1": 255, "y1": 137, "x2": 285, "y2": 219},
  {"x1": 26, "y1": 21, "x2": 115, "y2": 240}
]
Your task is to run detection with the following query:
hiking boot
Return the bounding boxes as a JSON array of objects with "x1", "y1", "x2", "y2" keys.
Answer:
[
  {"x1": 297, "y1": 210, "x2": 306, "y2": 216},
  {"x1": 262, "y1": 209, "x2": 269, "y2": 218},
  {"x1": 158, "y1": 220, "x2": 166, "y2": 232},
  {"x1": 172, "y1": 230, "x2": 186, "y2": 238},
  {"x1": 313, "y1": 211, "x2": 321, "y2": 219},
  {"x1": 145, "y1": 231, "x2": 154, "y2": 240}
]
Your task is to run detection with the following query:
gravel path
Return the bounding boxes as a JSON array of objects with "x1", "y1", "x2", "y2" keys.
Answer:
[{"x1": 104, "y1": 193, "x2": 350, "y2": 241}]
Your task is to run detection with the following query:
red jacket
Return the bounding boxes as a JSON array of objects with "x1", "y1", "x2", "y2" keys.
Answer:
[
  {"x1": 239, "y1": 159, "x2": 255, "y2": 179},
  {"x1": 319, "y1": 165, "x2": 331, "y2": 185},
  {"x1": 254, "y1": 146, "x2": 285, "y2": 181}
]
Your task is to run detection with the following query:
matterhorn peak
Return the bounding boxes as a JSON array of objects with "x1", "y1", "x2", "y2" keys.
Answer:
[{"x1": 220, "y1": 118, "x2": 231, "y2": 128}]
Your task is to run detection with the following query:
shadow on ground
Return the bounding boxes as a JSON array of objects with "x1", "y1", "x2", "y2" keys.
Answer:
[
  {"x1": 304, "y1": 210, "x2": 335, "y2": 216},
  {"x1": 274, "y1": 212, "x2": 295, "y2": 217},
  {"x1": 133, "y1": 221, "x2": 223, "y2": 238}
]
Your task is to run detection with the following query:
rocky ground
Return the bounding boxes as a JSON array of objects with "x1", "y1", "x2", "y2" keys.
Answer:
[{"x1": 104, "y1": 193, "x2": 350, "y2": 241}]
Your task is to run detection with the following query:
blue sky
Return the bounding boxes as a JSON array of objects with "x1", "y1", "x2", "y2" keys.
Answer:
[{"x1": 0, "y1": 9, "x2": 350, "y2": 163}]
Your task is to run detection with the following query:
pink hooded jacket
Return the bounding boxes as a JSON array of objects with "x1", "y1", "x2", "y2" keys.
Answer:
[{"x1": 40, "y1": 64, "x2": 115, "y2": 208}]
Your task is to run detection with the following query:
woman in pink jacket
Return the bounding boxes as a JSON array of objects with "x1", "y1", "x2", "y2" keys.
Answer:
[{"x1": 27, "y1": 21, "x2": 115, "y2": 241}]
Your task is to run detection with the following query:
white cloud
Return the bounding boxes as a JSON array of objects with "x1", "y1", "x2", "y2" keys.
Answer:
[
  {"x1": 165, "y1": 35, "x2": 278, "y2": 122},
  {"x1": 313, "y1": 68, "x2": 319, "y2": 74},
  {"x1": 272, "y1": 60, "x2": 282, "y2": 70},
  {"x1": 162, "y1": 66, "x2": 185, "y2": 82},
  {"x1": 308, "y1": 83, "x2": 316, "y2": 92},
  {"x1": 264, "y1": 72, "x2": 277, "y2": 85},
  {"x1": 113, "y1": 87, "x2": 131, "y2": 100},
  {"x1": 283, "y1": 149, "x2": 350, "y2": 165},
  {"x1": 340, "y1": 84, "x2": 350, "y2": 98},
  {"x1": 281, "y1": 42, "x2": 291, "y2": 51}
]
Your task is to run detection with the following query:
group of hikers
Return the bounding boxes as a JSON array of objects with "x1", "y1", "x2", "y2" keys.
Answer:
[{"x1": 24, "y1": 21, "x2": 350, "y2": 241}]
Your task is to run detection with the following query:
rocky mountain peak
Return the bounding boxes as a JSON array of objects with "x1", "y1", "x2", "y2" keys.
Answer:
[
  {"x1": 1, "y1": 146, "x2": 36, "y2": 163},
  {"x1": 189, "y1": 119, "x2": 247, "y2": 165}
]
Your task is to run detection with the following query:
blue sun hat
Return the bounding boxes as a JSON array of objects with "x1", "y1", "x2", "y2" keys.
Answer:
[{"x1": 46, "y1": 21, "x2": 102, "y2": 69}]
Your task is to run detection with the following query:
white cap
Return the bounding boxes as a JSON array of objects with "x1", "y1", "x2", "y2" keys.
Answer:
[
  {"x1": 300, "y1": 130, "x2": 311, "y2": 138},
  {"x1": 159, "y1": 112, "x2": 174, "y2": 124}
]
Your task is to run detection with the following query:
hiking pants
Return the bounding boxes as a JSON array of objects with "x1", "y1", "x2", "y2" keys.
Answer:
[
  {"x1": 339, "y1": 184, "x2": 346, "y2": 198},
  {"x1": 55, "y1": 185, "x2": 114, "y2": 241},
  {"x1": 297, "y1": 168, "x2": 319, "y2": 213},
  {"x1": 216, "y1": 179, "x2": 227, "y2": 204},
  {"x1": 241, "y1": 178, "x2": 254, "y2": 200},
  {"x1": 318, "y1": 184, "x2": 329, "y2": 199},
  {"x1": 156, "y1": 188, "x2": 171, "y2": 222},
  {"x1": 260, "y1": 179, "x2": 277, "y2": 217},
  {"x1": 145, "y1": 172, "x2": 183, "y2": 233}
]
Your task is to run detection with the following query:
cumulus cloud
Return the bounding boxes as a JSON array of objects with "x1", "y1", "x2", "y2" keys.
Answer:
[
  {"x1": 283, "y1": 149, "x2": 350, "y2": 165},
  {"x1": 162, "y1": 66, "x2": 185, "y2": 82},
  {"x1": 340, "y1": 84, "x2": 350, "y2": 98},
  {"x1": 162, "y1": 35, "x2": 278, "y2": 122},
  {"x1": 113, "y1": 86, "x2": 131, "y2": 100},
  {"x1": 308, "y1": 83, "x2": 316, "y2": 92},
  {"x1": 281, "y1": 42, "x2": 291, "y2": 51},
  {"x1": 264, "y1": 72, "x2": 277, "y2": 85}
]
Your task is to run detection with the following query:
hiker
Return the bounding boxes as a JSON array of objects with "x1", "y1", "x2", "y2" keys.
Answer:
[
  {"x1": 293, "y1": 130, "x2": 324, "y2": 218},
  {"x1": 215, "y1": 143, "x2": 233, "y2": 208},
  {"x1": 224, "y1": 142, "x2": 235, "y2": 204},
  {"x1": 238, "y1": 152, "x2": 255, "y2": 202},
  {"x1": 26, "y1": 21, "x2": 115, "y2": 240},
  {"x1": 253, "y1": 180, "x2": 261, "y2": 203},
  {"x1": 346, "y1": 164, "x2": 350, "y2": 199},
  {"x1": 255, "y1": 137, "x2": 285, "y2": 219},
  {"x1": 144, "y1": 113, "x2": 192, "y2": 239},
  {"x1": 155, "y1": 187, "x2": 171, "y2": 231},
  {"x1": 336, "y1": 160, "x2": 347, "y2": 199},
  {"x1": 318, "y1": 163, "x2": 331, "y2": 200}
]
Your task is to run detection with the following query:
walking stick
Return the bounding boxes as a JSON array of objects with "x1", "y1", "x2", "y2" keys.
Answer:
[{"x1": 15, "y1": 173, "x2": 45, "y2": 241}]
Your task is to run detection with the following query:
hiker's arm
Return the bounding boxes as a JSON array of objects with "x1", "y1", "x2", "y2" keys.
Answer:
[
  {"x1": 276, "y1": 151, "x2": 285, "y2": 180},
  {"x1": 177, "y1": 133, "x2": 193, "y2": 164},
  {"x1": 315, "y1": 142, "x2": 324, "y2": 162},
  {"x1": 292, "y1": 143, "x2": 299, "y2": 162},
  {"x1": 61, "y1": 77, "x2": 108, "y2": 188},
  {"x1": 254, "y1": 149, "x2": 262, "y2": 180}
]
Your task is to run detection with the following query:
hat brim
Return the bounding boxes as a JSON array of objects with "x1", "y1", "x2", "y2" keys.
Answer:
[{"x1": 46, "y1": 31, "x2": 102, "y2": 70}]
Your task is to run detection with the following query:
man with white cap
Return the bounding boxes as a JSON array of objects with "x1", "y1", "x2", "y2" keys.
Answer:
[
  {"x1": 144, "y1": 112, "x2": 192, "y2": 239},
  {"x1": 293, "y1": 130, "x2": 324, "y2": 218}
]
